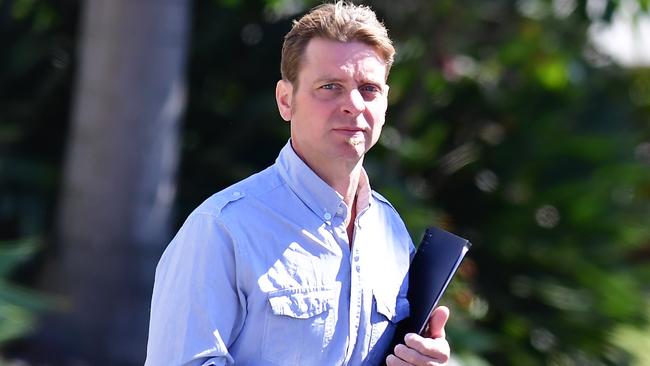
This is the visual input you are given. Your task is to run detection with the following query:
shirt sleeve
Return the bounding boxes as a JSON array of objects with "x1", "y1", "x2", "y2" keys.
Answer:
[{"x1": 145, "y1": 212, "x2": 244, "y2": 366}]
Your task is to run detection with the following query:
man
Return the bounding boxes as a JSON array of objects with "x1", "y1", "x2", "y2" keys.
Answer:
[{"x1": 145, "y1": 2, "x2": 451, "y2": 365}]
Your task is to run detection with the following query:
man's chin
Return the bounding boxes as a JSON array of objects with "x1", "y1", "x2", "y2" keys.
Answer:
[
  {"x1": 347, "y1": 135, "x2": 365, "y2": 146},
  {"x1": 334, "y1": 142, "x2": 368, "y2": 161}
]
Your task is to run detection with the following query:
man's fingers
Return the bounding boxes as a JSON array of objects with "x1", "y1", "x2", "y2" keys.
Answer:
[
  {"x1": 386, "y1": 353, "x2": 410, "y2": 366},
  {"x1": 427, "y1": 306, "x2": 449, "y2": 339},
  {"x1": 403, "y1": 333, "x2": 450, "y2": 364},
  {"x1": 392, "y1": 343, "x2": 440, "y2": 365},
  {"x1": 387, "y1": 306, "x2": 451, "y2": 365}
]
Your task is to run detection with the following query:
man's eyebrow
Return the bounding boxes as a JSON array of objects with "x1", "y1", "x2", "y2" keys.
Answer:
[
  {"x1": 313, "y1": 76, "x2": 346, "y2": 84},
  {"x1": 313, "y1": 75, "x2": 384, "y2": 85}
]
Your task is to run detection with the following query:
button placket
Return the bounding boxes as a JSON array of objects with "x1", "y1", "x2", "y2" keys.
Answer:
[{"x1": 353, "y1": 247, "x2": 363, "y2": 333}]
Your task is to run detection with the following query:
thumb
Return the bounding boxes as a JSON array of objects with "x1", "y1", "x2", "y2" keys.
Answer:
[{"x1": 426, "y1": 305, "x2": 449, "y2": 339}]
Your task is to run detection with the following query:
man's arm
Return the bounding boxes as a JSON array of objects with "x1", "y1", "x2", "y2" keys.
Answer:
[
  {"x1": 145, "y1": 212, "x2": 244, "y2": 366},
  {"x1": 386, "y1": 306, "x2": 451, "y2": 366}
]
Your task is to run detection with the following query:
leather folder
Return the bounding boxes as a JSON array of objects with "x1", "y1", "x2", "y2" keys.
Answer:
[{"x1": 389, "y1": 227, "x2": 471, "y2": 350}]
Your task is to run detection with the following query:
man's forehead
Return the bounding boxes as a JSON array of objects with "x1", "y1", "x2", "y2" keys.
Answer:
[
  {"x1": 303, "y1": 38, "x2": 386, "y2": 64},
  {"x1": 301, "y1": 38, "x2": 388, "y2": 81}
]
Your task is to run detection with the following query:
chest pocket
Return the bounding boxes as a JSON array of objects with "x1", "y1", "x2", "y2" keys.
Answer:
[
  {"x1": 367, "y1": 286, "x2": 410, "y2": 365},
  {"x1": 262, "y1": 285, "x2": 340, "y2": 365},
  {"x1": 375, "y1": 292, "x2": 410, "y2": 323}
]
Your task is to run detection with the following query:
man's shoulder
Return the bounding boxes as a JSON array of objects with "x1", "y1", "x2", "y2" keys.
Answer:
[
  {"x1": 371, "y1": 190, "x2": 398, "y2": 212},
  {"x1": 370, "y1": 190, "x2": 410, "y2": 229},
  {"x1": 193, "y1": 165, "x2": 283, "y2": 218}
]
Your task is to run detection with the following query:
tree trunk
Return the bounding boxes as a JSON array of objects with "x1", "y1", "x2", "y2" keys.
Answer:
[{"x1": 50, "y1": 0, "x2": 189, "y2": 363}]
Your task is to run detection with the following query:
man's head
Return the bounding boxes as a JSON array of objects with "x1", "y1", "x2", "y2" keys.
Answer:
[
  {"x1": 280, "y1": 1, "x2": 395, "y2": 88},
  {"x1": 275, "y1": 2, "x2": 394, "y2": 176}
]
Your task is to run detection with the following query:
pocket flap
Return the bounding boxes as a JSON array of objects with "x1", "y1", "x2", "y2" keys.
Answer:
[
  {"x1": 374, "y1": 290, "x2": 410, "y2": 323},
  {"x1": 267, "y1": 286, "x2": 336, "y2": 319}
]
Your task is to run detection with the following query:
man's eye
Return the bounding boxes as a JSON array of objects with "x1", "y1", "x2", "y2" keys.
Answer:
[
  {"x1": 360, "y1": 85, "x2": 380, "y2": 93},
  {"x1": 321, "y1": 84, "x2": 338, "y2": 90},
  {"x1": 359, "y1": 85, "x2": 383, "y2": 100}
]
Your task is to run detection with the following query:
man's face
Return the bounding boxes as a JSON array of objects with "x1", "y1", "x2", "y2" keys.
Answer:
[{"x1": 276, "y1": 37, "x2": 389, "y2": 170}]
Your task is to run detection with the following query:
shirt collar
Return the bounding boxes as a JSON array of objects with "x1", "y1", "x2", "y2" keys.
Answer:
[{"x1": 276, "y1": 140, "x2": 372, "y2": 223}]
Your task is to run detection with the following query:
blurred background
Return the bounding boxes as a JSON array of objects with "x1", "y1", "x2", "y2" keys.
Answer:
[{"x1": 1, "y1": 0, "x2": 649, "y2": 365}]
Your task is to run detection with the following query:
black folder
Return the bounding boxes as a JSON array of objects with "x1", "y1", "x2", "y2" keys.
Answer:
[{"x1": 390, "y1": 227, "x2": 471, "y2": 348}]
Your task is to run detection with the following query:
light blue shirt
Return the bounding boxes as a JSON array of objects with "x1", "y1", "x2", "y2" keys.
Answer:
[{"x1": 145, "y1": 142, "x2": 414, "y2": 366}]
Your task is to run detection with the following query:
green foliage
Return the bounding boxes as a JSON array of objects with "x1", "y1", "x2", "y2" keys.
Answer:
[
  {"x1": 0, "y1": 238, "x2": 49, "y2": 343},
  {"x1": 613, "y1": 308, "x2": 650, "y2": 366},
  {"x1": 0, "y1": 0, "x2": 77, "y2": 348},
  {"x1": 0, "y1": 0, "x2": 76, "y2": 237}
]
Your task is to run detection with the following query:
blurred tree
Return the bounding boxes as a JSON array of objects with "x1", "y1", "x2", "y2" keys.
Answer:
[{"x1": 44, "y1": 0, "x2": 190, "y2": 363}]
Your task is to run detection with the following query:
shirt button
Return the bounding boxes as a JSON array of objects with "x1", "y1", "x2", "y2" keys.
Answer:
[
  {"x1": 232, "y1": 191, "x2": 241, "y2": 197},
  {"x1": 354, "y1": 255, "x2": 359, "y2": 262},
  {"x1": 355, "y1": 265, "x2": 361, "y2": 272},
  {"x1": 324, "y1": 212, "x2": 332, "y2": 220}
]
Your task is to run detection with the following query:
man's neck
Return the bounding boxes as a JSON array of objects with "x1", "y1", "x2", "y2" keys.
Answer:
[
  {"x1": 312, "y1": 157, "x2": 363, "y2": 208},
  {"x1": 299, "y1": 151, "x2": 363, "y2": 245},
  {"x1": 290, "y1": 142, "x2": 364, "y2": 207},
  {"x1": 330, "y1": 164, "x2": 362, "y2": 207},
  {"x1": 308, "y1": 156, "x2": 362, "y2": 246}
]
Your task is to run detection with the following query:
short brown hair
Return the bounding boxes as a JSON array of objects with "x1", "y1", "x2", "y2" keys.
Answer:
[{"x1": 280, "y1": 1, "x2": 395, "y2": 87}]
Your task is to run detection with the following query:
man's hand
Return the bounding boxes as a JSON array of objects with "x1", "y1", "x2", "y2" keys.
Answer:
[{"x1": 386, "y1": 306, "x2": 450, "y2": 366}]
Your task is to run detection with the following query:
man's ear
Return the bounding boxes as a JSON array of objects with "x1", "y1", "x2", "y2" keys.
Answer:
[{"x1": 276, "y1": 79, "x2": 293, "y2": 122}]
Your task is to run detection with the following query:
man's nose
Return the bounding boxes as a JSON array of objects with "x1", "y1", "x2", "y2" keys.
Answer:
[{"x1": 341, "y1": 89, "x2": 365, "y2": 115}]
